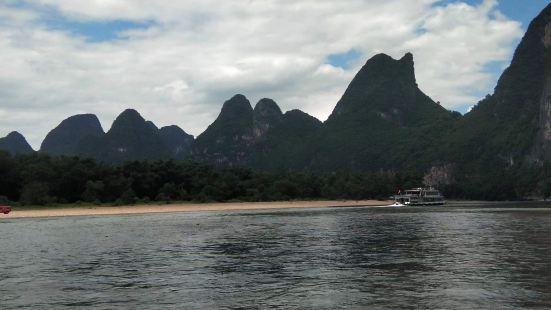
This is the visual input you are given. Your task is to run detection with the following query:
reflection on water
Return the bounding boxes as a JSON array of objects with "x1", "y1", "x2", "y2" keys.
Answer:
[{"x1": 2, "y1": 205, "x2": 551, "y2": 309}]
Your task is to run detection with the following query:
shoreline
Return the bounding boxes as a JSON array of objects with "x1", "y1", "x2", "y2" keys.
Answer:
[{"x1": 1, "y1": 200, "x2": 392, "y2": 219}]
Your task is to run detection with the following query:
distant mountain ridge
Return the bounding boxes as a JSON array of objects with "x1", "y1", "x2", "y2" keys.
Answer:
[
  {"x1": 76, "y1": 109, "x2": 172, "y2": 163},
  {"x1": 18, "y1": 109, "x2": 195, "y2": 163},
  {"x1": 190, "y1": 95, "x2": 321, "y2": 168},
  {"x1": 1, "y1": 2, "x2": 550, "y2": 193}
]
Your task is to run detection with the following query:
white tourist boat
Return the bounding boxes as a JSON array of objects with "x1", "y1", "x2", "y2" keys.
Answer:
[{"x1": 392, "y1": 187, "x2": 445, "y2": 206}]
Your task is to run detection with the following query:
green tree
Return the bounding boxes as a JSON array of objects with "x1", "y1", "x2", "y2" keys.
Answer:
[
  {"x1": 20, "y1": 182, "x2": 51, "y2": 205},
  {"x1": 82, "y1": 180, "x2": 105, "y2": 203},
  {"x1": 117, "y1": 188, "x2": 137, "y2": 205},
  {"x1": 156, "y1": 182, "x2": 178, "y2": 201}
]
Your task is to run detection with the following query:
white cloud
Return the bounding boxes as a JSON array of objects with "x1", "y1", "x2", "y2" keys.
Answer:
[{"x1": 0, "y1": 0, "x2": 523, "y2": 148}]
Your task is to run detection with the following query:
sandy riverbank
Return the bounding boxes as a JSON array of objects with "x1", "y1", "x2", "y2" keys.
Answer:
[{"x1": 1, "y1": 200, "x2": 392, "y2": 219}]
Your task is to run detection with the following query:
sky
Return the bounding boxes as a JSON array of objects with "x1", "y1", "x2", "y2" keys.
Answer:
[{"x1": 0, "y1": 0, "x2": 549, "y2": 149}]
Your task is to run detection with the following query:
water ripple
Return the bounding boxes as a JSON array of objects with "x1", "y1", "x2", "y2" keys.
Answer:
[{"x1": 2, "y1": 205, "x2": 551, "y2": 309}]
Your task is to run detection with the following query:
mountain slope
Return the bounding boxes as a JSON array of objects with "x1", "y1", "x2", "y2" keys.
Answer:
[
  {"x1": 307, "y1": 53, "x2": 457, "y2": 172},
  {"x1": 0, "y1": 132, "x2": 34, "y2": 155},
  {"x1": 191, "y1": 95, "x2": 322, "y2": 168},
  {"x1": 450, "y1": 3, "x2": 551, "y2": 166},
  {"x1": 250, "y1": 108, "x2": 322, "y2": 170},
  {"x1": 40, "y1": 114, "x2": 104, "y2": 156},
  {"x1": 159, "y1": 125, "x2": 194, "y2": 160},
  {"x1": 190, "y1": 94, "x2": 255, "y2": 166},
  {"x1": 76, "y1": 109, "x2": 171, "y2": 163},
  {"x1": 189, "y1": 53, "x2": 455, "y2": 172}
]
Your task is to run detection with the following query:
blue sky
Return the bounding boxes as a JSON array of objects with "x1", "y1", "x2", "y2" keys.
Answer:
[
  {"x1": 23, "y1": 0, "x2": 548, "y2": 70},
  {"x1": 471, "y1": 0, "x2": 549, "y2": 30},
  {"x1": 327, "y1": 0, "x2": 550, "y2": 80},
  {"x1": 14, "y1": 0, "x2": 549, "y2": 44},
  {"x1": 0, "y1": 0, "x2": 546, "y2": 147},
  {"x1": 45, "y1": 19, "x2": 154, "y2": 43},
  {"x1": 323, "y1": 0, "x2": 548, "y2": 114}
]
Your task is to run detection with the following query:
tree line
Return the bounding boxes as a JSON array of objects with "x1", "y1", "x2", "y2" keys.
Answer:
[
  {"x1": 1, "y1": 151, "x2": 549, "y2": 207},
  {"x1": 0, "y1": 151, "x2": 423, "y2": 206}
]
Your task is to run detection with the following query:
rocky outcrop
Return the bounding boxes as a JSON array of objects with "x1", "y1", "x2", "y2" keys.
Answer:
[{"x1": 423, "y1": 164, "x2": 456, "y2": 188}]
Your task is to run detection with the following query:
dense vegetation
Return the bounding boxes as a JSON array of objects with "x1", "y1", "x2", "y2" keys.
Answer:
[
  {"x1": 0, "y1": 151, "x2": 427, "y2": 206},
  {"x1": 437, "y1": 163, "x2": 546, "y2": 201},
  {"x1": 1, "y1": 150, "x2": 549, "y2": 207}
]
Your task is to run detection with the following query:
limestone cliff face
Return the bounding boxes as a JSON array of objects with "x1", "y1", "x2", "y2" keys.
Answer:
[
  {"x1": 511, "y1": 3, "x2": 551, "y2": 162},
  {"x1": 423, "y1": 164, "x2": 455, "y2": 188},
  {"x1": 536, "y1": 22, "x2": 551, "y2": 160},
  {"x1": 451, "y1": 3, "x2": 551, "y2": 166},
  {"x1": 252, "y1": 98, "x2": 283, "y2": 139}
]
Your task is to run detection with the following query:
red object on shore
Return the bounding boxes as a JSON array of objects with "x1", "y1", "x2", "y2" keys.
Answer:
[{"x1": 0, "y1": 206, "x2": 11, "y2": 214}]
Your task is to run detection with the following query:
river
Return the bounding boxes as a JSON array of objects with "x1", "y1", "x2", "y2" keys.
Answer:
[{"x1": 1, "y1": 204, "x2": 551, "y2": 309}]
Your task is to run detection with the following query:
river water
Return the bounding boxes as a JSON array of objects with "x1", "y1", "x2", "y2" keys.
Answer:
[{"x1": 1, "y1": 204, "x2": 551, "y2": 309}]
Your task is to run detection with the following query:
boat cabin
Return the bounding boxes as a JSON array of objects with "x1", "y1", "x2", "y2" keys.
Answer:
[{"x1": 394, "y1": 187, "x2": 445, "y2": 206}]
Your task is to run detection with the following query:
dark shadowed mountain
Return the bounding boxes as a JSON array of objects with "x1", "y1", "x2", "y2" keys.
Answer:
[
  {"x1": 39, "y1": 110, "x2": 194, "y2": 162},
  {"x1": 249, "y1": 108, "x2": 322, "y2": 170},
  {"x1": 411, "y1": 3, "x2": 551, "y2": 199},
  {"x1": 303, "y1": 52, "x2": 458, "y2": 172},
  {"x1": 190, "y1": 95, "x2": 321, "y2": 168},
  {"x1": 0, "y1": 131, "x2": 34, "y2": 155},
  {"x1": 448, "y1": 3, "x2": 551, "y2": 167},
  {"x1": 159, "y1": 125, "x2": 194, "y2": 160},
  {"x1": 189, "y1": 53, "x2": 457, "y2": 171},
  {"x1": 40, "y1": 114, "x2": 104, "y2": 156},
  {"x1": 76, "y1": 109, "x2": 171, "y2": 163},
  {"x1": 146, "y1": 121, "x2": 158, "y2": 131},
  {"x1": 190, "y1": 94, "x2": 255, "y2": 166}
]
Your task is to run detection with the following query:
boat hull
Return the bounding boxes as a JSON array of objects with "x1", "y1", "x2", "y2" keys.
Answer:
[{"x1": 404, "y1": 202, "x2": 445, "y2": 206}]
